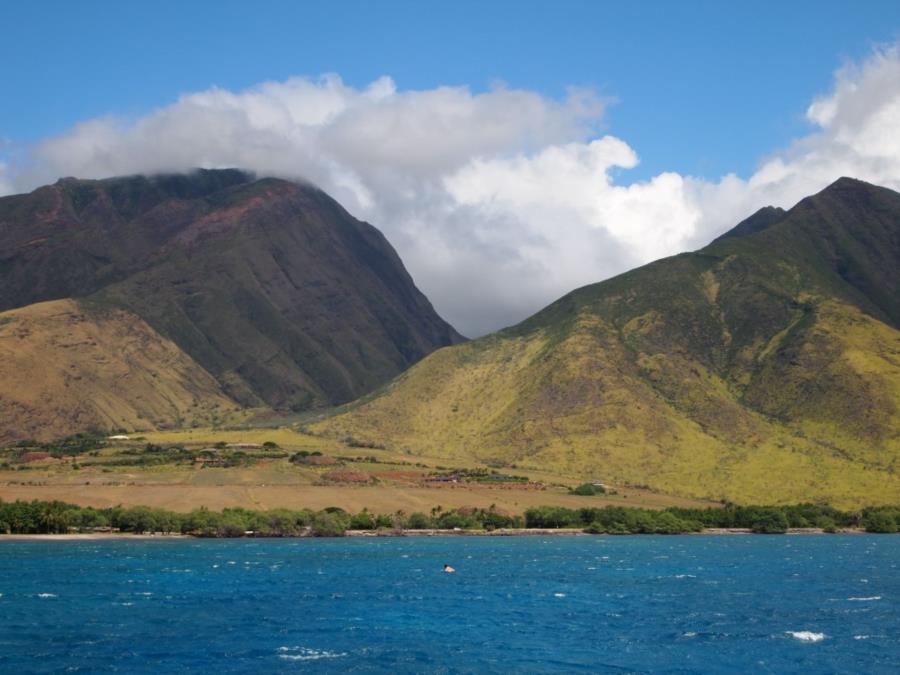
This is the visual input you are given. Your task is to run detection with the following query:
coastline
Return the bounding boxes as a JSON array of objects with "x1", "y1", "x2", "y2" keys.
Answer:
[
  {"x1": 0, "y1": 533, "x2": 190, "y2": 541},
  {"x1": 0, "y1": 527, "x2": 872, "y2": 541}
]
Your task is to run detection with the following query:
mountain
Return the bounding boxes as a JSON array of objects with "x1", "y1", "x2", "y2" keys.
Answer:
[
  {"x1": 314, "y1": 178, "x2": 900, "y2": 507},
  {"x1": 0, "y1": 299, "x2": 239, "y2": 441},
  {"x1": 0, "y1": 170, "x2": 463, "y2": 438}
]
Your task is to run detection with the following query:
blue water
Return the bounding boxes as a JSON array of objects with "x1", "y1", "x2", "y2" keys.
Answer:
[{"x1": 0, "y1": 536, "x2": 898, "y2": 673}]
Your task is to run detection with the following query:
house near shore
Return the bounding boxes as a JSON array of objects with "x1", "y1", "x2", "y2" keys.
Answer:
[{"x1": 108, "y1": 435, "x2": 130, "y2": 441}]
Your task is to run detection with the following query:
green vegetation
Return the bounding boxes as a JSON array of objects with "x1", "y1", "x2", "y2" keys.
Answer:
[
  {"x1": 289, "y1": 450, "x2": 324, "y2": 463},
  {"x1": 2, "y1": 500, "x2": 896, "y2": 537},
  {"x1": 861, "y1": 506, "x2": 900, "y2": 533},
  {"x1": 315, "y1": 178, "x2": 900, "y2": 509},
  {"x1": 427, "y1": 468, "x2": 530, "y2": 484},
  {"x1": 570, "y1": 483, "x2": 606, "y2": 496},
  {"x1": 6, "y1": 433, "x2": 108, "y2": 459},
  {"x1": 524, "y1": 503, "x2": 882, "y2": 535},
  {"x1": 0, "y1": 438, "x2": 293, "y2": 470}
]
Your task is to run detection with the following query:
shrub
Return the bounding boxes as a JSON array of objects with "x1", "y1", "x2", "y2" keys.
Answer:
[
  {"x1": 862, "y1": 510, "x2": 898, "y2": 533},
  {"x1": 570, "y1": 483, "x2": 603, "y2": 496},
  {"x1": 406, "y1": 512, "x2": 432, "y2": 529},
  {"x1": 349, "y1": 511, "x2": 376, "y2": 530},
  {"x1": 311, "y1": 512, "x2": 347, "y2": 537},
  {"x1": 749, "y1": 508, "x2": 789, "y2": 534}
]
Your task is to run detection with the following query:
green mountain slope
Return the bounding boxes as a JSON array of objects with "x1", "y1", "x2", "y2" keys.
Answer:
[
  {"x1": 0, "y1": 170, "x2": 463, "y2": 411},
  {"x1": 314, "y1": 178, "x2": 900, "y2": 507}
]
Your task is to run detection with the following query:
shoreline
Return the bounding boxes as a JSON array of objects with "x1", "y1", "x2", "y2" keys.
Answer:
[
  {"x1": 0, "y1": 533, "x2": 190, "y2": 541},
  {"x1": 0, "y1": 527, "x2": 872, "y2": 541}
]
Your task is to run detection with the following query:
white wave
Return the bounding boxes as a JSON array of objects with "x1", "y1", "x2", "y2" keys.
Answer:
[
  {"x1": 675, "y1": 574, "x2": 696, "y2": 579},
  {"x1": 854, "y1": 635, "x2": 871, "y2": 640},
  {"x1": 277, "y1": 646, "x2": 346, "y2": 661},
  {"x1": 683, "y1": 632, "x2": 697, "y2": 638},
  {"x1": 37, "y1": 593, "x2": 57, "y2": 598},
  {"x1": 786, "y1": 631, "x2": 826, "y2": 642},
  {"x1": 553, "y1": 593, "x2": 566, "y2": 598},
  {"x1": 848, "y1": 596, "x2": 881, "y2": 601}
]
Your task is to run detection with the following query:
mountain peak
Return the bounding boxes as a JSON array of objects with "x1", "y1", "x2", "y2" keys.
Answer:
[
  {"x1": 711, "y1": 205, "x2": 786, "y2": 244},
  {"x1": 825, "y1": 176, "x2": 874, "y2": 191},
  {"x1": 812, "y1": 176, "x2": 891, "y2": 205}
]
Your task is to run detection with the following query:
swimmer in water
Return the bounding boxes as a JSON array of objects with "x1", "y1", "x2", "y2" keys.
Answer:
[{"x1": 443, "y1": 564, "x2": 456, "y2": 573}]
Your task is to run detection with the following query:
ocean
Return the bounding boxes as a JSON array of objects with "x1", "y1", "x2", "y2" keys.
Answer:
[{"x1": 0, "y1": 535, "x2": 897, "y2": 673}]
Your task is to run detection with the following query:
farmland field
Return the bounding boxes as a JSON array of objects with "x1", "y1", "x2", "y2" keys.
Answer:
[{"x1": 0, "y1": 427, "x2": 714, "y2": 514}]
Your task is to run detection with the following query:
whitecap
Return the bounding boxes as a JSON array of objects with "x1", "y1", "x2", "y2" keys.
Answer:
[
  {"x1": 847, "y1": 596, "x2": 881, "y2": 601},
  {"x1": 683, "y1": 632, "x2": 697, "y2": 638},
  {"x1": 37, "y1": 593, "x2": 57, "y2": 598},
  {"x1": 786, "y1": 631, "x2": 826, "y2": 642},
  {"x1": 675, "y1": 574, "x2": 696, "y2": 579},
  {"x1": 277, "y1": 646, "x2": 346, "y2": 661},
  {"x1": 553, "y1": 593, "x2": 566, "y2": 598},
  {"x1": 854, "y1": 635, "x2": 871, "y2": 640}
]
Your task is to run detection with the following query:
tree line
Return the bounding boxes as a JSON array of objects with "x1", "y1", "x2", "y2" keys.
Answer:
[
  {"x1": 1, "y1": 500, "x2": 898, "y2": 536},
  {"x1": 523, "y1": 504, "x2": 900, "y2": 534}
]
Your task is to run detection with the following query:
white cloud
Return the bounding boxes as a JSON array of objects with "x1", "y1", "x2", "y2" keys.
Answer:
[
  {"x1": 5, "y1": 47, "x2": 900, "y2": 336},
  {"x1": 0, "y1": 162, "x2": 10, "y2": 197}
]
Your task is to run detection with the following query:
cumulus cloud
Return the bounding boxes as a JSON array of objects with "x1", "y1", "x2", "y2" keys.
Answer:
[
  {"x1": 4, "y1": 47, "x2": 900, "y2": 335},
  {"x1": 0, "y1": 162, "x2": 10, "y2": 197}
]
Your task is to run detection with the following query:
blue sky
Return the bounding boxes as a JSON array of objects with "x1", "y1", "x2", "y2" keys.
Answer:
[
  {"x1": 3, "y1": 0, "x2": 898, "y2": 180},
  {"x1": 2, "y1": 1, "x2": 900, "y2": 334}
]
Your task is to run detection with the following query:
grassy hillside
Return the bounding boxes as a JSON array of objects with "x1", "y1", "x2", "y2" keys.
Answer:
[
  {"x1": 313, "y1": 178, "x2": 900, "y2": 508},
  {"x1": 0, "y1": 299, "x2": 240, "y2": 442}
]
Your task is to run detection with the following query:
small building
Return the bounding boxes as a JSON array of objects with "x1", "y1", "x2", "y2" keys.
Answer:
[{"x1": 108, "y1": 435, "x2": 130, "y2": 441}]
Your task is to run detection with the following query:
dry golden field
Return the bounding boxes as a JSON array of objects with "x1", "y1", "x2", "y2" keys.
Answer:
[{"x1": 0, "y1": 427, "x2": 714, "y2": 514}]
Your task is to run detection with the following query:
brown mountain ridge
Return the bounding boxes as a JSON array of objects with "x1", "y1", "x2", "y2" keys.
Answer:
[{"x1": 0, "y1": 169, "x2": 463, "y2": 439}]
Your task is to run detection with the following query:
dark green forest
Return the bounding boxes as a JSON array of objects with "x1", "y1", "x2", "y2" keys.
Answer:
[{"x1": 1, "y1": 500, "x2": 898, "y2": 537}]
